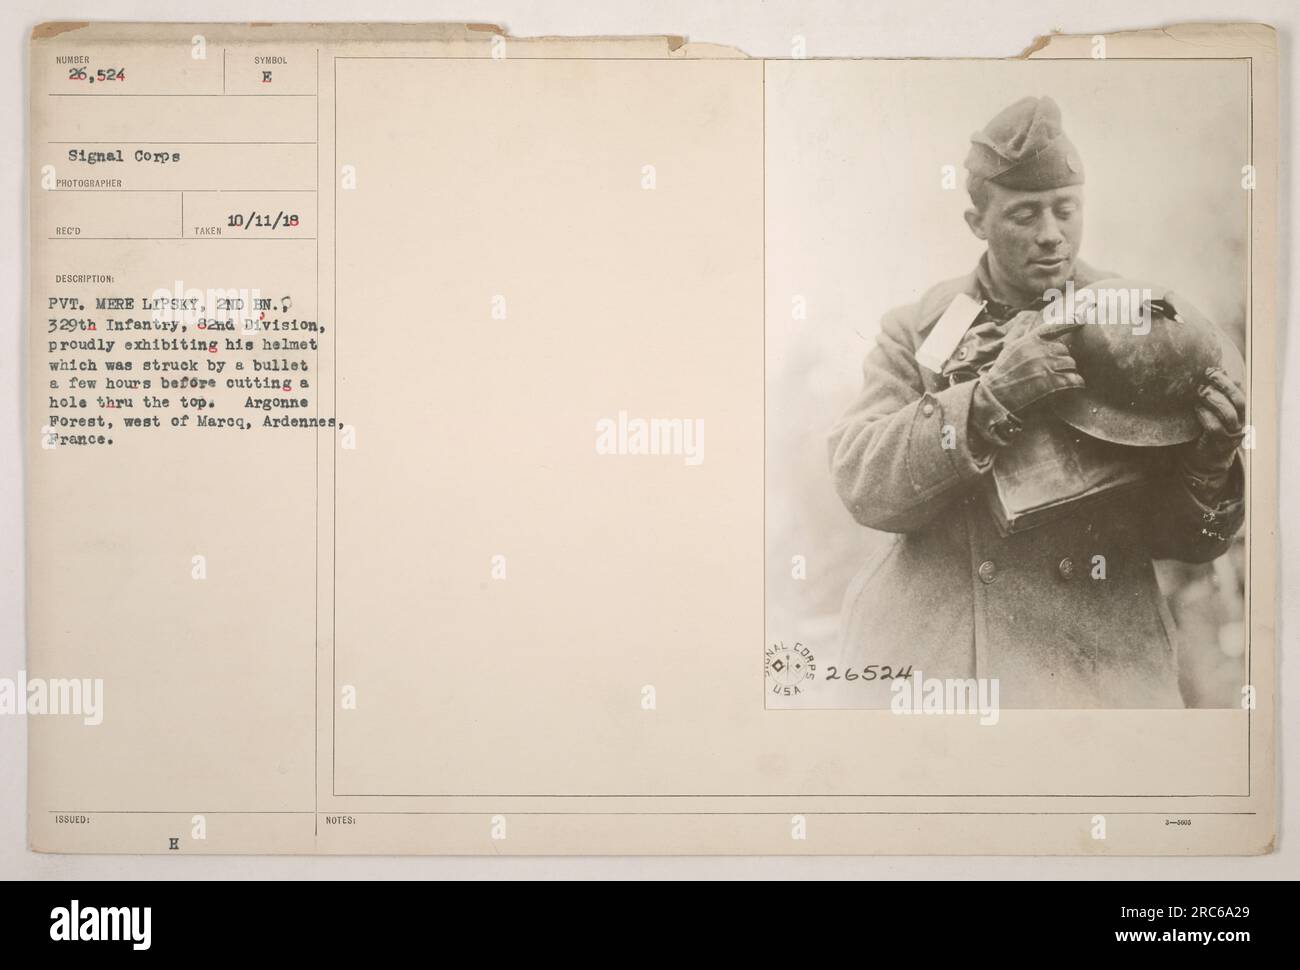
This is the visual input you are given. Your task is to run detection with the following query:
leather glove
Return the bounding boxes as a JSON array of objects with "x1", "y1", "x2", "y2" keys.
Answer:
[
  {"x1": 1180, "y1": 366, "x2": 1246, "y2": 501},
  {"x1": 977, "y1": 318, "x2": 1084, "y2": 416}
]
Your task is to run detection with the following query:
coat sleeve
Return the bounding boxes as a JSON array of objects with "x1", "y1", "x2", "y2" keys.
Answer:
[
  {"x1": 1141, "y1": 454, "x2": 1246, "y2": 563},
  {"x1": 828, "y1": 304, "x2": 1001, "y2": 533}
]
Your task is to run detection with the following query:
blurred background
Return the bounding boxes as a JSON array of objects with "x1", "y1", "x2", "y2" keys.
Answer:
[{"x1": 764, "y1": 58, "x2": 1250, "y2": 708}]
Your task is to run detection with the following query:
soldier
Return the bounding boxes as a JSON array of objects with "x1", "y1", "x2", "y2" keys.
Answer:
[{"x1": 828, "y1": 96, "x2": 1246, "y2": 708}]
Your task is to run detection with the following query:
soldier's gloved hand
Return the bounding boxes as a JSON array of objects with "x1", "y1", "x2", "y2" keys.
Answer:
[
  {"x1": 976, "y1": 320, "x2": 1085, "y2": 416},
  {"x1": 1183, "y1": 366, "x2": 1246, "y2": 477}
]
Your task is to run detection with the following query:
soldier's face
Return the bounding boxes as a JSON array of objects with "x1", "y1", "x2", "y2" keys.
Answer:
[{"x1": 966, "y1": 184, "x2": 1084, "y2": 302}]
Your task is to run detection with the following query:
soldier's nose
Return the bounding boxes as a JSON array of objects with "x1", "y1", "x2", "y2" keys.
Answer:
[{"x1": 1036, "y1": 214, "x2": 1064, "y2": 248}]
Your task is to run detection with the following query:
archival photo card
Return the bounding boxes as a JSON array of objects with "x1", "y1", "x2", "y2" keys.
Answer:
[{"x1": 27, "y1": 22, "x2": 1276, "y2": 855}]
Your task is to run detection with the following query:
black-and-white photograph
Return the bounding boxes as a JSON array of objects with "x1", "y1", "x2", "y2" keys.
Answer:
[{"x1": 766, "y1": 60, "x2": 1251, "y2": 709}]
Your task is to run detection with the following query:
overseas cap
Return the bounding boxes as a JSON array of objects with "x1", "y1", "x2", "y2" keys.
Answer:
[{"x1": 966, "y1": 96, "x2": 1085, "y2": 192}]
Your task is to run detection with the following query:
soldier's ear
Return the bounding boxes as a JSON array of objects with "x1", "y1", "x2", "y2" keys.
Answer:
[{"x1": 964, "y1": 206, "x2": 989, "y2": 241}]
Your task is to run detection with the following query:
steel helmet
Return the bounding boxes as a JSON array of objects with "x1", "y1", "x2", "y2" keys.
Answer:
[{"x1": 1046, "y1": 279, "x2": 1246, "y2": 447}]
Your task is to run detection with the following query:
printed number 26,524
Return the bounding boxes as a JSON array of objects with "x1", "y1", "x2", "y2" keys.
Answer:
[{"x1": 824, "y1": 665, "x2": 913, "y2": 682}]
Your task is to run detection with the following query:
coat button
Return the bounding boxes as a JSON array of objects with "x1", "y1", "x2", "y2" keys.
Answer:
[
  {"x1": 1057, "y1": 557, "x2": 1075, "y2": 580},
  {"x1": 922, "y1": 402, "x2": 935, "y2": 417},
  {"x1": 978, "y1": 560, "x2": 996, "y2": 584}
]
